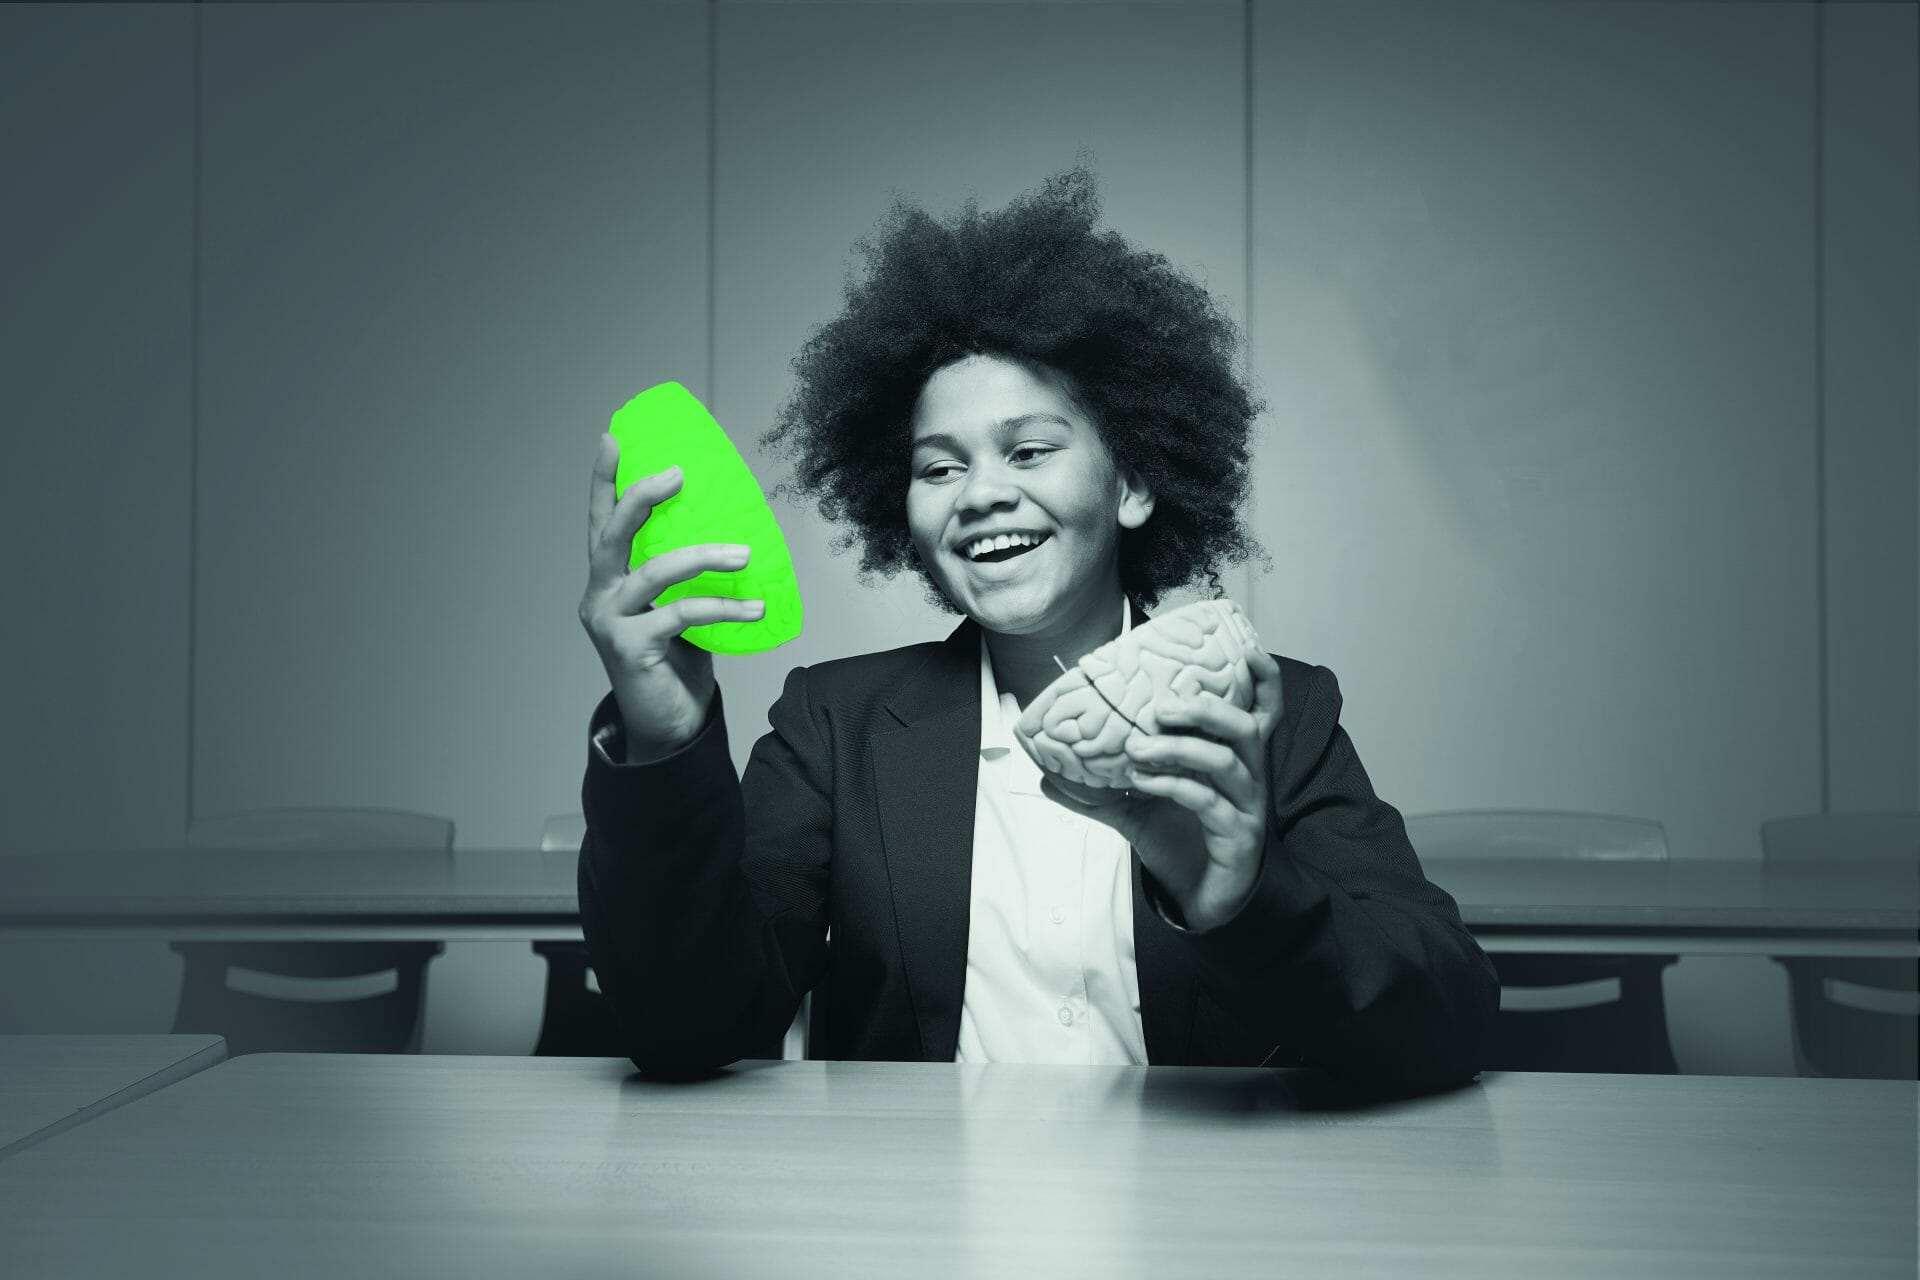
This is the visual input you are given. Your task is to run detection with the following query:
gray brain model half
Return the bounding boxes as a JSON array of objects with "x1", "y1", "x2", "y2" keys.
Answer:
[{"x1": 1013, "y1": 599, "x2": 1264, "y2": 791}]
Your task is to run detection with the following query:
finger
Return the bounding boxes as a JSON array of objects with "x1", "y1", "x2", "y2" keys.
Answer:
[
  {"x1": 587, "y1": 433, "x2": 617, "y2": 556},
  {"x1": 1123, "y1": 767, "x2": 1239, "y2": 834},
  {"x1": 1162, "y1": 690, "x2": 1265, "y2": 790},
  {"x1": 1124, "y1": 731, "x2": 1255, "y2": 814},
  {"x1": 1041, "y1": 772, "x2": 1131, "y2": 811},
  {"x1": 1249, "y1": 648, "x2": 1284, "y2": 731},
  {"x1": 1158, "y1": 692, "x2": 1255, "y2": 748},
  {"x1": 591, "y1": 463, "x2": 684, "y2": 582},
  {"x1": 1040, "y1": 776, "x2": 1089, "y2": 809},
  {"x1": 1124, "y1": 728, "x2": 1235, "y2": 779},
  {"x1": 613, "y1": 542, "x2": 751, "y2": 614}
]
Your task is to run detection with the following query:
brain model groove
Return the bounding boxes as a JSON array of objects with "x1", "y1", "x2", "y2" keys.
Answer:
[{"x1": 1012, "y1": 598, "x2": 1265, "y2": 792}]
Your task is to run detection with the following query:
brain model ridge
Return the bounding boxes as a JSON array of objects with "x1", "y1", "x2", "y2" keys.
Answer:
[{"x1": 1012, "y1": 598, "x2": 1265, "y2": 791}]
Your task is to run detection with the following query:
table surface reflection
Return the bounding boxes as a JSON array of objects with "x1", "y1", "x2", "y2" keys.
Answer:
[{"x1": 0, "y1": 1055, "x2": 1912, "y2": 1278}]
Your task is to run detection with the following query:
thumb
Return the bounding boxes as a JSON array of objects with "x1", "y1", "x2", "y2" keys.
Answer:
[{"x1": 1041, "y1": 774, "x2": 1131, "y2": 812}]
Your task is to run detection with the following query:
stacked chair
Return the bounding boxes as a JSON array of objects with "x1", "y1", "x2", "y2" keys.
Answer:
[
  {"x1": 1405, "y1": 809, "x2": 1681, "y2": 1073},
  {"x1": 1760, "y1": 812, "x2": 1919, "y2": 1080},
  {"x1": 169, "y1": 807, "x2": 449, "y2": 1056}
]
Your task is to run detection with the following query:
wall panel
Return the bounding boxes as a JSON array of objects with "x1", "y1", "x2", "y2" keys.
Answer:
[
  {"x1": 1821, "y1": 0, "x2": 1919, "y2": 812},
  {"x1": 194, "y1": 1, "x2": 709, "y2": 853},
  {"x1": 1250, "y1": 0, "x2": 1820, "y2": 861},
  {"x1": 0, "y1": 3, "x2": 195, "y2": 1034},
  {"x1": 713, "y1": 0, "x2": 1249, "y2": 782}
]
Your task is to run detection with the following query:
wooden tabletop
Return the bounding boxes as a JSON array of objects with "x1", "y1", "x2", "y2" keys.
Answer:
[
  {"x1": 1, "y1": 849, "x2": 1913, "y2": 952},
  {"x1": 0, "y1": 1034, "x2": 226, "y2": 1160},
  {"x1": 0, "y1": 1055, "x2": 1910, "y2": 1278}
]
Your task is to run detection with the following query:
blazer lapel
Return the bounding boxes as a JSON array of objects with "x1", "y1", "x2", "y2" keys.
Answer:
[
  {"x1": 871, "y1": 601, "x2": 1199, "y2": 1066},
  {"x1": 872, "y1": 617, "x2": 983, "y2": 1062}
]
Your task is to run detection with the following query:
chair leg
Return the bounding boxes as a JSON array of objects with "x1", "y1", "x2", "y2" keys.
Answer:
[{"x1": 530, "y1": 943, "x2": 627, "y2": 1057}]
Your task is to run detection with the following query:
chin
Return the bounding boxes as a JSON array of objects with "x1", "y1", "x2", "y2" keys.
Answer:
[{"x1": 970, "y1": 596, "x2": 1062, "y2": 634}]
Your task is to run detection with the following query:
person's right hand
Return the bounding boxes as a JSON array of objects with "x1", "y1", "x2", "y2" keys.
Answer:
[{"x1": 579, "y1": 433, "x2": 764, "y2": 757}]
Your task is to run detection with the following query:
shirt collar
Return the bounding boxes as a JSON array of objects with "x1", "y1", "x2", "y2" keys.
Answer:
[{"x1": 979, "y1": 595, "x2": 1134, "y2": 761}]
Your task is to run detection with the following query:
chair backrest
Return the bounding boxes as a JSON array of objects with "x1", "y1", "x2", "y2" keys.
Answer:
[
  {"x1": 1759, "y1": 812, "x2": 1920, "y2": 863},
  {"x1": 172, "y1": 807, "x2": 451, "y2": 1054},
  {"x1": 540, "y1": 812, "x2": 587, "y2": 853},
  {"x1": 187, "y1": 807, "x2": 454, "y2": 851},
  {"x1": 1403, "y1": 809, "x2": 1679, "y2": 1070},
  {"x1": 1403, "y1": 810, "x2": 1668, "y2": 861}
]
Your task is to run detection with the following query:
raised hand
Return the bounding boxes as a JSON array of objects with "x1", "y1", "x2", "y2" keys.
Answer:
[{"x1": 1040, "y1": 645, "x2": 1285, "y2": 932}]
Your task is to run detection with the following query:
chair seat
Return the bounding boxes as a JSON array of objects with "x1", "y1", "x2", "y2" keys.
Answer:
[
  {"x1": 171, "y1": 806, "x2": 457, "y2": 1056},
  {"x1": 1771, "y1": 956, "x2": 1918, "y2": 1080},
  {"x1": 1404, "y1": 810, "x2": 1682, "y2": 1075},
  {"x1": 170, "y1": 940, "x2": 443, "y2": 1056},
  {"x1": 1484, "y1": 953, "x2": 1680, "y2": 1073},
  {"x1": 1760, "y1": 811, "x2": 1919, "y2": 1080}
]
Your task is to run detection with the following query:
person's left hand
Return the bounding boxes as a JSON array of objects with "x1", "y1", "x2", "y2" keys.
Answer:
[{"x1": 1039, "y1": 647, "x2": 1285, "y2": 932}]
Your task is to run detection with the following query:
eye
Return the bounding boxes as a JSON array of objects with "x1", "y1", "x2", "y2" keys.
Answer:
[{"x1": 918, "y1": 445, "x2": 1054, "y2": 482}]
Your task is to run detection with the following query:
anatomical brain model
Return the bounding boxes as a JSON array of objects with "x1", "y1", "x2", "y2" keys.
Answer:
[{"x1": 1012, "y1": 598, "x2": 1265, "y2": 792}]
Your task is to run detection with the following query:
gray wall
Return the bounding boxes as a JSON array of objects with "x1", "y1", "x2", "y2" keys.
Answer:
[{"x1": 2, "y1": 0, "x2": 1914, "y2": 1071}]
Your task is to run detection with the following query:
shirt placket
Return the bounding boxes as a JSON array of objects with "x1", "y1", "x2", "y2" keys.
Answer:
[{"x1": 1036, "y1": 798, "x2": 1088, "y2": 1041}]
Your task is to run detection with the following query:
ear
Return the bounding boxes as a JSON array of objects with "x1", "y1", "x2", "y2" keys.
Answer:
[{"x1": 1115, "y1": 462, "x2": 1155, "y2": 531}]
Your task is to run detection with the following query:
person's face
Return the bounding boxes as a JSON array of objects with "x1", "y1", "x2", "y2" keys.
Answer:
[{"x1": 906, "y1": 354, "x2": 1153, "y2": 635}]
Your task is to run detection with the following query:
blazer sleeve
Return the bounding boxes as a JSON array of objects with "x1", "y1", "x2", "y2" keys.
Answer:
[
  {"x1": 1143, "y1": 661, "x2": 1501, "y2": 1089},
  {"x1": 577, "y1": 666, "x2": 832, "y2": 1071}
]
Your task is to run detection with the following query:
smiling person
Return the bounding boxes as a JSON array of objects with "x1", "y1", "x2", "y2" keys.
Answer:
[{"x1": 576, "y1": 160, "x2": 1499, "y2": 1088}]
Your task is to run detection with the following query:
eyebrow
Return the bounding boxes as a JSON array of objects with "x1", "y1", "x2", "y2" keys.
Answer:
[{"x1": 911, "y1": 414, "x2": 1074, "y2": 455}]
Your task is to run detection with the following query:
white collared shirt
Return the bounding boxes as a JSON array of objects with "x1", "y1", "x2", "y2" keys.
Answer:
[{"x1": 954, "y1": 596, "x2": 1148, "y2": 1065}]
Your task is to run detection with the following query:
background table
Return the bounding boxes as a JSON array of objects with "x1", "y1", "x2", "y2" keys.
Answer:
[
  {"x1": 0, "y1": 1034, "x2": 225, "y2": 1160},
  {"x1": 2, "y1": 848, "x2": 1914, "y2": 957},
  {"x1": 1435, "y1": 855, "x2": 1919, "y2": 957},
  {"x1": 0, "y1": 1055, "x2": 1912, "y2": 1278}
]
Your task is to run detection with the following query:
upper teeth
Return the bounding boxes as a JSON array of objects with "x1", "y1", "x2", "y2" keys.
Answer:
[{"x1": 966, "y1": 532, "x2": 1044, "y2": 560}]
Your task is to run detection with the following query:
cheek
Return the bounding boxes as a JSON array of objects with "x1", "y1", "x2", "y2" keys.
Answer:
[{"x1": 904, "y1": 495, "x2": 941, "y2": 556}]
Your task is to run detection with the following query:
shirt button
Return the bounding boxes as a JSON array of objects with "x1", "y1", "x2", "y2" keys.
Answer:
[
  {"x1": 1057, "y1": 1006, "x2": 1074, "y2": 1026},
  {"x1": 1050, "y1": 907, "x2": 1066, "y2": 924},
  {"x1": 1055, "y1": 813, "x2": 1074, "y2": 826}
]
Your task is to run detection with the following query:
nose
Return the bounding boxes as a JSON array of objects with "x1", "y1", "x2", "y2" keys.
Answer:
[{"x1": 953, "y1": 463, "x2": 1023, "y2": 517}]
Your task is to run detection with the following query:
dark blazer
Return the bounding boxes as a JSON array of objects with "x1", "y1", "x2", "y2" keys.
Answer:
[{"x1": 579, "y1": 604, "x2": 1500, "y2": 1086}]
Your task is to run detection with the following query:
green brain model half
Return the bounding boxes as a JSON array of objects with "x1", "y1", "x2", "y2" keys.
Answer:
[{"x1": 609, "y1": 381, "x2": 803, "y2": 655}]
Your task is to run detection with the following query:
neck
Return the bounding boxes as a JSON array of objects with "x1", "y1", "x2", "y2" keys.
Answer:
[{"x1": 982, "y1": 588, "x2": 1131, "y2": 711}]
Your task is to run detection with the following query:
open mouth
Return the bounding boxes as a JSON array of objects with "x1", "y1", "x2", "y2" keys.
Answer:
[{"x1": 965, "y1": 534, "x2": 1050, "y2": 565}]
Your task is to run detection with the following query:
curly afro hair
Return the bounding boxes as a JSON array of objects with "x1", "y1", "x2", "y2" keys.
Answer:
[{"x1": 758, "y1": 153, "x2": 1272, "y2": 618}]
